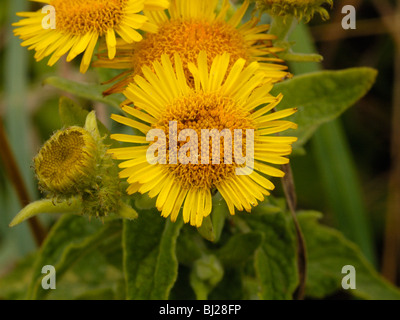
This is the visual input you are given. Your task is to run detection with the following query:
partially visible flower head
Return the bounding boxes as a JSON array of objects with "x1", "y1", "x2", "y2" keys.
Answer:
[
  {"x1": 108, "y1": 52, "x2": 297, "y2": 227},
  {"x1": 34, "y1": 127, "x2": 97, "y2": 195},
  {"x1": 33, "y1": 112, "x2": 133, "y2": 219},
  {"x1": 95, "y1": 0, "x2": 289, "y2": 96},
  {"x1": 13, "y1": 0, "x2": 169, "y2": 73},
  {"x1": 253, "y1": 0, "x2": 333, "y2": 22}
]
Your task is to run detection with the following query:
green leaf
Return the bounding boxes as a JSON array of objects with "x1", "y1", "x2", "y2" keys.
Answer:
[
  {"x1": 196, "y1": 216, "x2": 215, "y2": 242},
  {"x1": 176, "y1": 227, "x2": 204, "y2": 266},
  {"x1": 211, "y1": 193, "x2": 228, "y2": 243},
  {"x1": 209, "y1": 268, "x2": 244, "y2": 300},
  {"x1": 45, "y1": 77, "x2": 124, "y2": 110},
  {"x1": 312, "y1": 121, "x2": 376, "y2": 264},
  {"x1": 27, "y1": 215, "x2": 121, "y2": 299},
  {"x1": 33, "y1": 97, "x2": 63, "y2": 141},
  {"x1": 272, "y1": 68, "x2": 378, "y2": 148},
  {"x1": 245, "y1": 209, "x2": 298, "y2": 300},
  {"x1": 134, "y1": 193, "x2": 157, "y2": 210},
  {"x1": 216, "y1": 232, "x2": 263, "y2": 267},
  {"x1": 299, "y1": 211, "x2": 400, "y2": 300},
  {"x1": 123, "y1": 212, "x2": 183, "y2": 300},
  {"x1": 0, "y1": 253, "x2": 36, "y2": 299},
  {"x1": 59, "y1": 96, "x2": 89, "y2": 128},
  {"x1": 97, "y1": 228, "x2": 124, "y2": 272},
  {"x1": 288, "y1": 23, "x2": 376, "y2": 265},
  {"x1": 190, "y1": 255, "x2": 224, "y2": 300},
  {"x1": 74, "y1": 288, "x2": 116, "y2": 300},
  {"x1": 197, "y1": 194, "x2": 227, "y2": 243},
  {"x1": 46, "y1": 250, "x2": 123, "y2": 300},
  {"x1": 58, "y1": 97, "x2": 116, "y2": 147},
  {"x1": 9, "y1": 198, "x2": 82, "y2": 227}
]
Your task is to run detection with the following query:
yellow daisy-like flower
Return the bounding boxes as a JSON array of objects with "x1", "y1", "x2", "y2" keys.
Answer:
[
  {"x1": 254, "y1": 0, "x2": 333, "y2": 22},
  {"x1": 13, "y1": 0, "x2": 169, "y2": 73},
  {"x1": 108, "y1": 52, "x2": 297, "y2": 227},
  {"x1": 95, "y1": 0, "x2": 288, "y2": 95}
]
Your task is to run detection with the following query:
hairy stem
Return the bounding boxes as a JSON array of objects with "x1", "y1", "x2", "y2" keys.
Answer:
[{"x1": 281, "y1": 163, "x2": 307, "y2": 300}]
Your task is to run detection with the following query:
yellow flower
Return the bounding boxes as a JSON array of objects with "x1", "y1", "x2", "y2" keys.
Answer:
[
  {"x1": 254, "y1": 0, "x2": 333, "y2": 22},
  {"x1": 34, "y1": 127, "x2": 97, "y2": 195},
  {"x1": 95, "y1": 0, "x2": 289, "y2": 96},
  {"x1": 13, "y1": 0, "x2": 169, "y2": 73},
  {"x1": 108, "y1": 52, "x2": 297, "y2": 227}
]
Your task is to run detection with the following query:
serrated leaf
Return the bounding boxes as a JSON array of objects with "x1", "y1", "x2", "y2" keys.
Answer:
[
  {"x1": 45, "y1": 76, "x2": 123, "y2": 110},
  {"x1": 272, "y1": 68, "x2": 377, "y2": 148},
  {"x1": 299, "y1": 211, "x2": 400, "y2": 300},
  {"x1": 123, "y1": 212, "x2": 183, "y2": 300},
  {"x1": 245, "y1": 210, "x2": 298, "y2": 300},
  {"x1": 27, "y1": 215, "x2": 121, "y2": 300},
  {"x1": 216, "y1": 232, "x2": 263, "y2": 267}
]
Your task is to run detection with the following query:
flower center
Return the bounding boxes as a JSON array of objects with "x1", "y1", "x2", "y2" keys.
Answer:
[
  {"x1": 34, "y1": 127, "x2": 97, "y2": 193},
  {"x1": 132, "y1": 19, "x2": 250, "y2": 79},
  {"x1": 51, "y1": 0, "x2": 128, "y2": 35},
  {"x1": 154, "y1": 93, "x2": 255, "y2": 189}
]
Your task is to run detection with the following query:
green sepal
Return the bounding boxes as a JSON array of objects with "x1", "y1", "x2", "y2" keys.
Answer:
[
  {"x1": 9, "y1": 198, "x2": 82, "y2": 227},
  {"x1": 115, "y1": 202, "x2": 138, "y2": 220}
]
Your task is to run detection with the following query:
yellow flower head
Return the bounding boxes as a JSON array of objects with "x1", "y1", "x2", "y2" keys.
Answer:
[
  {"x1": 254, "y1": 0, "x2": 333, "y2": 22},
  {"x1": 13, "y1": 0, "x2": 169, "y2": 73},
  {"x1": 108, "y1": 52, "x2": 297, "y2": 227},
  {"x1": 95, "y1": 0, "x2": 289, "y2": 96},
  {"x1": 34, "y1": 127, "x2": 97, "y2": 195}
]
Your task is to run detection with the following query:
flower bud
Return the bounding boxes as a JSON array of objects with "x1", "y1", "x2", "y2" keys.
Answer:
[
  {"x1": 32, "y1": 112, "x2": 134, "y2": 220},
  {"x1": 34, "y1": 127, "x2": 97, "y2": 195},
  {"x1": 253, "y1": 0, "x2": 333, "y2": 22}
]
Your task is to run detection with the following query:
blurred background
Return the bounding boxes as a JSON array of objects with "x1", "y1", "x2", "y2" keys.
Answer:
[
  {"x1": 0, "y1": 0, "x2": 399, "y2": 295},
  {"x1": 290, "y1": 0, "x2": 400, "y2": 286}
]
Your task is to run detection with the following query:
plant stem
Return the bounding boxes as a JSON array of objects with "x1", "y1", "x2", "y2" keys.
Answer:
[
  {"x1": 0, "y1": 118, "x2": 46, "y2": 246},
  {"x1": 281, "y1": 163, "x2": 307, "y2": 300}
]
